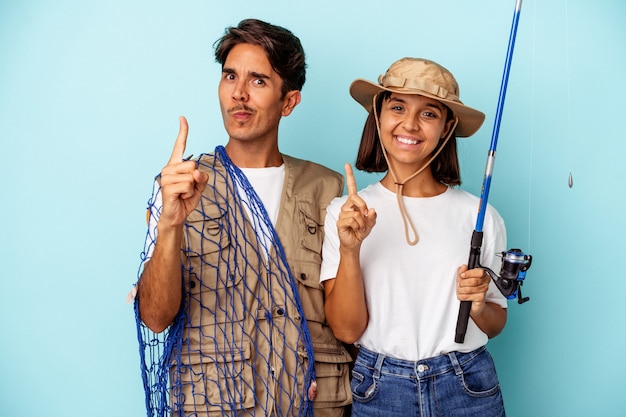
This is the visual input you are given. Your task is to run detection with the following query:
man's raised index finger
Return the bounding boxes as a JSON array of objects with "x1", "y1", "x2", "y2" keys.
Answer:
[
  {"x1": 345, "y1": 163, "x2": 358, "y2": 197},
  {"x1": 167, "y1": 116, "x2": 189, "y2": 165}
]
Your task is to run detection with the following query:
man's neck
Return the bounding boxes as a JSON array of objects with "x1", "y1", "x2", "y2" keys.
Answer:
[{"x1": 224, "y1": 140, "x2": 283, "y2": 168}]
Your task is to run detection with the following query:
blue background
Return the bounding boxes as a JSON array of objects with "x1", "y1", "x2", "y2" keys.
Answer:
[{"x1": 1, "y1": 1, "x2": 625, "y2": 416}]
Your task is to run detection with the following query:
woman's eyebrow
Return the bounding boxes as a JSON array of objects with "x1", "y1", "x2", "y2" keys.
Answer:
[
  {"x1": 388, "y1": 96, "x2": 445, "y2": 111},
  {"x1": 425, "y1": 102, "x2": 445, "y2": 111}
]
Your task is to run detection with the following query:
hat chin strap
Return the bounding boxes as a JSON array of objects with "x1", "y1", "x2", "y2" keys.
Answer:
[{"x1": 372, "y1": 93, "x2": 459, "y2": 246}]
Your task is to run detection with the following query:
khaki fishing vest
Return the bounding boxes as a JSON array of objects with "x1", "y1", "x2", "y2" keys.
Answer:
[{"x1": 174, "y1": 152, "x2": 352, "y2": 417}]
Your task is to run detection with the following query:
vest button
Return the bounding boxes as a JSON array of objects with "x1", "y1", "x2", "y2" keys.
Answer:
[
  {"x1": 300, "y1": 273, "x2": 307, "y2": 280},
  {"x1": 277, "y1": 308, "x2": 284, "y2": 316}
]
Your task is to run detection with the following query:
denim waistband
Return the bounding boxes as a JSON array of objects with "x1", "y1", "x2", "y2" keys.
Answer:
[{"x1": 355, "y1": 346, "x2": 487, "y2": 379}]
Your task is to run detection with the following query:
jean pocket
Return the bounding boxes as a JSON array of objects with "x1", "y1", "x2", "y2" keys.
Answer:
[
  {"x1": 350, "y1": 363, "x2": 378, "y2": 402},
  {"x1": 457, "y1": 350, "x2": 501, "y2": 398}
]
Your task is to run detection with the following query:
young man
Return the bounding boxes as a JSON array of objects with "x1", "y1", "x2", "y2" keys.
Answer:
[{"x1": 134, "y1": 19, "x2": 352, "y2": 417}]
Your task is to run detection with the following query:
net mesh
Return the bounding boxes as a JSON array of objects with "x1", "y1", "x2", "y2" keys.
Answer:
[{"x1": 134, "y1": 146, "x2": 316, "y2": 416}]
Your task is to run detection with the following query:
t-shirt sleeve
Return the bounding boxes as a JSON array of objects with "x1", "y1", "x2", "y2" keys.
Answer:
[
  {"x1": 482, "y1": 204, "x2": 508, "y2": 308},
  {"x1": 143, "y1": 179, "x2": 163, "y2": 262},
  {"x1": 320, "y1": 196, "x2": 345, "y2": 285}
]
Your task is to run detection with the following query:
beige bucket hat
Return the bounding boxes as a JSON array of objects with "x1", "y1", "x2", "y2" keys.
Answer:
[{"x1": 350, "y1": 57, "x2": 485, "y2": 137}]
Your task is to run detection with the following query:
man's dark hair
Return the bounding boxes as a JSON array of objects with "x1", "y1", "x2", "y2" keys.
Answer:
[
  {"x1": 214, "y1": 19, "x2": 306, "y2": 97},
  {"x1": 355, "y1": 92, "x2": 462, "y2": 186}
]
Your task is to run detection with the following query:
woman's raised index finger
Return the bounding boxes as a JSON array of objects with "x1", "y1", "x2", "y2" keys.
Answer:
[
  {"x1": 167, "y1": 116, "x2": 189, "y2": 165},
  {"x1": 345, "y1": 163, "x2": 358, "y2": 197}
]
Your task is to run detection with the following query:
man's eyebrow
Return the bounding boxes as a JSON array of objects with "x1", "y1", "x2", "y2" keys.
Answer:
[
  {"x1": 222, "y1": 67, "x2": 270, "y2": 80},
  {"x1": 250, "y1": 71, "x2": 270, "y2": 80}
]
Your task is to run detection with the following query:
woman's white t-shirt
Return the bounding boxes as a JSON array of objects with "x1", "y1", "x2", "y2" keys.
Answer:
[{"x1": 320, "y1": 183, "x2": 507, "y2": 361}]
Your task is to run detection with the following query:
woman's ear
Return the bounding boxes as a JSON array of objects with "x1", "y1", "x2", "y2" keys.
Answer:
[
  {"x1": 282, "y1": 90, "x2": 301, "y2": 116},
  {"x1": 441, "y1": 116, "x2": 457, "y2": 139}
]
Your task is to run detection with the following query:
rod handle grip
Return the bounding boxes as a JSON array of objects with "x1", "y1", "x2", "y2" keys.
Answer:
[
  {"x1": 454, "y1": 231, "x2": 483, "y2": 343},
  {"x1": 455, "y1": 301, "x2": 472, "y2": 343}
]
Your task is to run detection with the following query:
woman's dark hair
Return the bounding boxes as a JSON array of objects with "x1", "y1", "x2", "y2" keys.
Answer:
[
  {"x1": 213, "y1": 19, "x2": 306, "y2": 97},
  {"x1": 355, "y1": 92, "x2": 462, "y2": 186}
]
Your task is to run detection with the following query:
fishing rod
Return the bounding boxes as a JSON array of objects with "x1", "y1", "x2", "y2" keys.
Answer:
[{"x1": 455, "y1": 0, "x2": 532, "y2": 344}]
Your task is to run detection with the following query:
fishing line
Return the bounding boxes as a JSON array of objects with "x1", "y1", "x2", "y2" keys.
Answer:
[{"x1": 565, "y1": 0, "x2": 574, "y2": 189}]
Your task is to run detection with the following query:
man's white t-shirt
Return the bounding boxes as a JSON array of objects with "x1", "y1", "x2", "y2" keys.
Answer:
[
  {"x1": 320, "y1": 183, "x2": 507, "y2": 361},
  {"x1": 239, "y1": 165, "x2": 285, "y2": 226}
]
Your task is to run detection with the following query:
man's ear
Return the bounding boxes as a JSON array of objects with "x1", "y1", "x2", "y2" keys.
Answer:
[{"x1": 282, "y1": 90, "x2": 301, "y2": 116}]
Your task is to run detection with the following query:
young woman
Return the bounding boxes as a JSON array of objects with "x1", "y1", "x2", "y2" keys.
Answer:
[{"x1": 321, "y1": 57, "x2": 508, "y2": 416}]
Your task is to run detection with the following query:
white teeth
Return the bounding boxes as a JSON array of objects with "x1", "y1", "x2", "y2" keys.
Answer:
[{"x1": 396, "y1": 136, "x2": 419, "y2": 145}]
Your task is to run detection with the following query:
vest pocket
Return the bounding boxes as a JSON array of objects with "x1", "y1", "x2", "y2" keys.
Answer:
[
  {"x1": 173, "y1": 340, "x2": 255, "y2": 414},
  {"x1": 293, "y1": 262, "x2": 325, "y2": 324},
  {"x1": 306, "y1": 343, "x2": 352, "y2": 407},
  {"x1": 185, "y1": 203, "x2": 229, "y2": 261},
  {"x1": 185, "y1": 268, "x2": 246, "y2": 327},
  {"x1": 184, "y1": 208, "x2": 247, "y2": 327},
  {"x1": 297, "y1": 200, "x2": 325, "y2": 262}
]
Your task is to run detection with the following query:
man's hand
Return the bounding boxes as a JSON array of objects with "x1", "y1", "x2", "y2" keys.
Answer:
[
  {"x1": 138, "y1": 116, "x2": 209, "y2": 333},
  {"x1": 158, "y1": 116, "x2": 209, "y2": 228}
]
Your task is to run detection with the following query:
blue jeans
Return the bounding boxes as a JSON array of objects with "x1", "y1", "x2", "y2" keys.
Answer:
[{"x1": 350, "y1": 346, "x2": 505, "y2": 417}]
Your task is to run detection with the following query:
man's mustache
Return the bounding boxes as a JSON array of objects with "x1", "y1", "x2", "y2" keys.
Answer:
[{"x1": 228, "y1": 105, "x2": 255, "y2": 114}]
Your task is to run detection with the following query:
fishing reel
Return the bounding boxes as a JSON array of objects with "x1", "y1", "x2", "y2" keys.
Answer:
[{"x1": 482, "y1": 248, "x2": 532, "y2": 304}]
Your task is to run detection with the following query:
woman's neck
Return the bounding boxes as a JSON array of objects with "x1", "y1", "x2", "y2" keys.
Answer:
[{"x1": 380, "y1": 170, "x2": 446, "y2": 198}]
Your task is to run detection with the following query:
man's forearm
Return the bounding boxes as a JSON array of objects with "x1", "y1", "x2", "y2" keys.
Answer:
[{"x1": 137, "y1": 225, "x2": 184, "y2": 333}]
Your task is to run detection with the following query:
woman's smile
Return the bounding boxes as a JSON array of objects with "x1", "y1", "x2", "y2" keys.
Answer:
[{"x1": 394, "y1": 135, "x2": 422, "y2": 146}]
